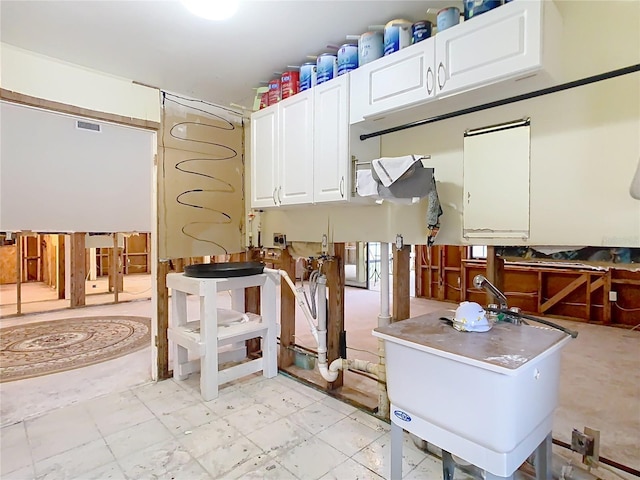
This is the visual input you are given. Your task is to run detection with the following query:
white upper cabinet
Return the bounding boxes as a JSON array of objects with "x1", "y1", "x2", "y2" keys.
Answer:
[
  {"x1": 435, "y1": 0, "x2": 558, "y2": 96},
  {"x1": 349, "y1": 0, "x2": 561, "y2": 126},
  {"x1": 279, "y1": 91, "x2": 314, "y2": 205},
  {"x1": 250, "y1": 106, "x2": 278, "y2": 208},
  {"x1": 250, "y1": 90, "x2": 313, "y2": 208},
  {"x1": 314, "y1": 75, "x2": 350, "y2": 203},
  {"x1": 350, "y1": 37, "x2": 436, "y2": 123}
]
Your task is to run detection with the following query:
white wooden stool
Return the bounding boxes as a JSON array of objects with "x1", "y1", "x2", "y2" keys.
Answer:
[{"x1": 166, "y1": 271, "x2": 278, "y2": 401}]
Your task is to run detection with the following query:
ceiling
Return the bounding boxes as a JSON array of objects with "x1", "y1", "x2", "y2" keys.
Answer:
[{"x1": 0, "y1": 0, "x2": 462, "y2": 112}]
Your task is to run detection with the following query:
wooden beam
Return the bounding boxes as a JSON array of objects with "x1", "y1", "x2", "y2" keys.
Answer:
[
  {"x1": 0, "y1": 88, "x2": 160, "y2": 131},
  {"x1": 15, "y1": 232, "x2": 21, "y2": 315},
  {"x1": 70, "y1": 232, "x2": 86, "y2": 308},
  {"x1": 485, "y1": 246, "x2": 505, "y2": 306},
  {"x1": 590, "y1": 276, "x2": 605, "y2": 292},
  {"x1": 326, "y1": 243, "x2": 345, "y2": 389},
  {"x1": 459, "y1": 246, "x2": 467, "y2": 302},
  {"x1": 57, "y1": 235, "x2": 66, "y2": 299},
  {"x1": 603, "y1": 270, "x2": 612, "y2": 324},
  {"x1": 245, "y1": 248, "x2": 262, "y2": 356},
  {"x1": 540, "y1": 274, "x2": 587, "y2": 313},
  {"x1": 112, "y1": 233, "x2": 119, "y2": 303},
  {"x1": 414, "y1": 246, "x2": 423, "y2": 298},
  {"x1": 438, "y1": 246, "x2": 445, "y2": 301},
  {"x1": 392, "y1": 245, "x2": 411, "y2": 322},
  {"x1": 157, "y1": 260, "x2": 170, "y2": 379},
  {"x1": 585, "y1": 273, "x2": 591, "y2": 320},
  {"x1": 279, "y1": 247, "x2": 296, "y2": 368}
]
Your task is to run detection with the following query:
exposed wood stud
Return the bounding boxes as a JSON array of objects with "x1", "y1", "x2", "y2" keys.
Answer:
[
  {"x1": 157, "y1": 260, "x2": 170, "y2": 379},
  {"x1": 540, "y1": 275, "x2": 587, "y2": 313},
  {"x1": 16, "y1": 232, "x2": 22, "y2": 315},
  {"x1": 57, "y1": 235, "x2": 66, "y2": 300},
  {"x1": 112, "y1": 233, "x2": 119, "y2": 303},
  {"x1": 603, "y1": 270, "x2": 612, "y2": 324},
  {"x1": 485, "y1": 246, "x2": 505, "y2": 306},
  {"x1": 70, "y1": 233, "x2": 86, "y2": 308},
  {"x1": 392, "y1": 245, "x2": 411, "y2": 322},
  {"x1": 326, "y1": 243, "x2": 345, "y2": 389},
  {"x1": 245, "y1": 248, "x2": 262, "y2": 356},
  {"x1": 279, "y1": 247, "x2": 295, "y2": 368}
]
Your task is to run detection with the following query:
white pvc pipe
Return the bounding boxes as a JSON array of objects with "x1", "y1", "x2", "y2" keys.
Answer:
[
  {"x1": 379, "y1": 242, "x2": 391, "y2": 325},
  {"x1": 377, "y1": 241, "x2": 391, "y2": 419},
  {"x1": 265, "y1": 267, "x2": 318, "y2": 343}
]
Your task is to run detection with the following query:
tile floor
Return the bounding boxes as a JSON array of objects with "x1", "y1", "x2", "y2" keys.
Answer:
[
  {"x1": 1, "y1": 284, "x2": 638, "y2": 480},
  {"x1": 1, "y1": 371, "x2": 472, "y2": 480}
]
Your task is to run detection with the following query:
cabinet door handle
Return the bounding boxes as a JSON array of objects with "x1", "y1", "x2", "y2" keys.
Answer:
[
  {"x1": 339, "y1": 176, "x2": 345, "y2": 198},
  {"x1": 437, "y1": 62, "x2": 446, "y2": 90},
  {"x1": 272, "y1": 188, "x2": 277, "y2": 205},
  {"x1": 426, "y1": 67, "x2": 434, "y2": 95},
  {"x1": 277, "y1": 186, "x2": 282, "y2": 205}
]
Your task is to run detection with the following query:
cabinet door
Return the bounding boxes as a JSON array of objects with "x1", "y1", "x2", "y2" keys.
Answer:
[
  {"x1": 463, "y1": 124, "x2": 530, "y2": 239},
  {"x1": 250, "y1": 106, "x2": 279, "y2": 208},
  {"x1": 314, "y1": 75, "x2": 349, "y2": 203},
  {"x1": 350, "y1": 38, "x2": 436, "y2": 124},
  {"x1": 436, "y1": 1, "x2": 542, "y2": 96},
  {"x1": 279, "y1": 91, "x2": 314, "y2": 205}
]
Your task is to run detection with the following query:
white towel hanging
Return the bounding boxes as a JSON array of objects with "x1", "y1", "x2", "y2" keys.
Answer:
[{"x1": 371, "y1": 155, "x2": 425, "y2": 187}]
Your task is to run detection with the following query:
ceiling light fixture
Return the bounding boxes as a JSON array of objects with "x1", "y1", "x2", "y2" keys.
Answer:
[{"x1": 180, "y1": 0, "x2": 239, "y2": 21}]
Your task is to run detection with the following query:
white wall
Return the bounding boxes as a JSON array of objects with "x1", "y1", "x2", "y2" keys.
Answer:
[
  {"x1": 253, "y1": 0, "x2": 640, "y2": 248},
  {"x1": 0, "y1": 43, "x2": 160, "y2": 123},
  {"x1": 381, "y1": 0, "x2": 640, "y2": 248}
]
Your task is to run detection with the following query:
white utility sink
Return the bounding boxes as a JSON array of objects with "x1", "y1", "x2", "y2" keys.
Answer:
[{"x1": 373, "y1": 310, "x2": 572, "y2": 478}]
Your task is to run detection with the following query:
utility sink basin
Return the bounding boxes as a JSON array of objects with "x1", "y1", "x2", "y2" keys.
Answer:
[{"x1": 373, "y1": 310, "x2": 572, "y2": 476}]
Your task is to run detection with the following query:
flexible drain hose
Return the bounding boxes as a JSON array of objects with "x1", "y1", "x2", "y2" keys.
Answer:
[{"x1": 486, "y1": 307, "x2": 579, "y2": 338}]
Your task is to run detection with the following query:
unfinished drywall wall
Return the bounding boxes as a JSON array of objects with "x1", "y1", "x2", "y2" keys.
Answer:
[
  {"x1": 0, "y1": 43, "x2": 160, "y2": 123},
  {"x1": 158, "y1": 93, "x2": 244, "y2": 259}
]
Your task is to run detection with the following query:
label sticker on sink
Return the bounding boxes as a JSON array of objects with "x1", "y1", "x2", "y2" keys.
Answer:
[{"x1": 394, "y1": 410, "x2": 411, "y2": 422}]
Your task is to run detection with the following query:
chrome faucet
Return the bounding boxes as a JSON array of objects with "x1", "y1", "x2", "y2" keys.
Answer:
[{"x1": 473, "y1": 274, "x2": 508, "y2": 310}]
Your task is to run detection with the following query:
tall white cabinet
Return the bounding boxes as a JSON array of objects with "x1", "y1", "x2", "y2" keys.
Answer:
[
  {"x1": 250, "y1": 107, "x2": 278, "y2": 208},
  {"x1": 251, "y1": 90, "x2": 313, "y2": 208},
  {"x1": 279, "y1": 91, "x2": 314, "y2": 205},
  {"x1": 313, "y1": 75, "x2": 350, "y2": 203}
]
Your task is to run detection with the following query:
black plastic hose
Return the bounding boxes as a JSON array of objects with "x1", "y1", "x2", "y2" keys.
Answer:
[{"x1": 486, "y1": 308, "x2": 579, "y2": 338}]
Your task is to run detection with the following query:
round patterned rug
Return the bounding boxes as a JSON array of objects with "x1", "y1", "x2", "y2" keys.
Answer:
[{"x1": 0, "y1": 316, "x2": 151, "y2": 383}]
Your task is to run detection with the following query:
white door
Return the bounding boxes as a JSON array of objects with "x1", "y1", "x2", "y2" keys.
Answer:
[
  {"x1": 250, "y1": 106, "x2": 279, "y2": 208},
  {"x1": 350, "y1": 38, "x2": 436, "y2": 124},
  {"x1": 314, "y1": 76, "x2": 349, "y2": 203},
  {"x1": 278, "y1": 91, "x2": 314, "y2": 205},
  {"x1": 435, "y1": 1, "x2": 542, "y2": 96}
]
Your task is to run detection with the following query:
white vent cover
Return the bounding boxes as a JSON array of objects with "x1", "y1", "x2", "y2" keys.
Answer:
[{"x1": 76, "y1": 120, "x2": 101, "y2": 132}]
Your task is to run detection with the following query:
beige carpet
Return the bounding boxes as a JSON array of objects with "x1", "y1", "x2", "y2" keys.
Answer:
[{"x1": 0, "y1": 316, "x2": 151, "y2": 382}]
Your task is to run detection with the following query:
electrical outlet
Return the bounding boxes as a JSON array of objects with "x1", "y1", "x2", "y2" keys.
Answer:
[
  {"x1": 321, "y1": 234, "x2": 328, "y2": 253},
  {"x1": 571, "y1": 429, "x2": 594, "y2": 456},
  {"x1": 609, "y1": 291, "x2": 617, "y2": 302},
  {"x1": 273, "y1": 233, "x2": 287, "y2": 248},
  {"x1": 583, "y1": 427, "x2": 600, "y2": 467}
]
